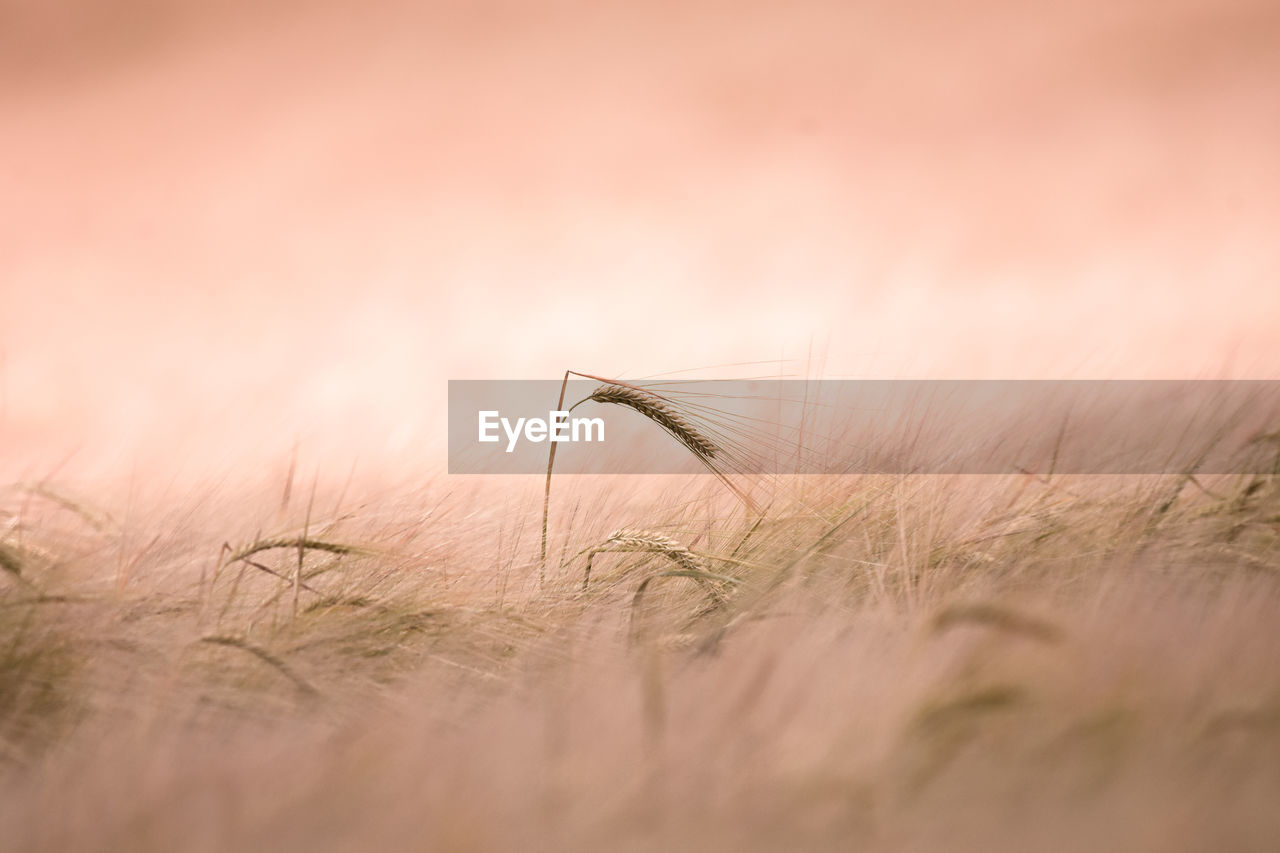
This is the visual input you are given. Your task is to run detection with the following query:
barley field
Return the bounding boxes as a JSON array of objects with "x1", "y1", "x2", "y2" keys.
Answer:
[
  {"x1": 3, "y1": 452, "x2": 1280, "y2": 851},
  {"x1": 4, "y1": 0, "x2": 1280, "y2": 850}
]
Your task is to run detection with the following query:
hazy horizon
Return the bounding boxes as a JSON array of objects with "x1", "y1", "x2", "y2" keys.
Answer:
[{"x1": 5, "y1": 0, "x2": 1280, "y2": 479}]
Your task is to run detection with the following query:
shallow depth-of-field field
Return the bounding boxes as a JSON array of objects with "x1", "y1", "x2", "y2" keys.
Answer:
[
  {"x1": 3, "y1": 460, "x2": 1280, "y2": 851},
  {"x1": 5, "y1": 0, "x2": 1280, "y2": 848}
]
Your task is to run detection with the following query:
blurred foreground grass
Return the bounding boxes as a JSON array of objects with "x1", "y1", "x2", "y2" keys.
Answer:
[{"x1": 2, "y1": 467, "x2": 1279, "y2": 851}]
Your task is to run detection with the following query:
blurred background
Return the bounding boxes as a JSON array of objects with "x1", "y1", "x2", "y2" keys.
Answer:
[{"x1": 2, "y1": 0, "x2": 1279, "y2": 484}]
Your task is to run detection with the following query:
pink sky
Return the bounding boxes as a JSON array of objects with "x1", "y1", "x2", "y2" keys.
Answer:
[{"x1": 3, "y1": 0, "x2": 1279, "y2": 483}]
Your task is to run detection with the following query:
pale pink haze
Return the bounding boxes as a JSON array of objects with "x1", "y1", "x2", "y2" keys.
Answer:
[{"x1": 2, "y1": 0, "x2": 1279, "y2": 484}]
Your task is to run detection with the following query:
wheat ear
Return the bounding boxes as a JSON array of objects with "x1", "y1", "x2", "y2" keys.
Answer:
[
  {"x1": 583, "y1": 529, "x2": 707, "y2": 590},
  {"x1": 581, "y1": 384, "x2": 719, "y2": 460},
  {"x1": 540, "y1": 371, "x2": 750, "y2": 586}
]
